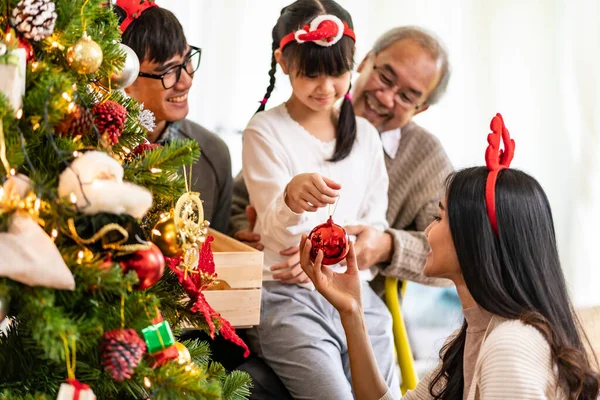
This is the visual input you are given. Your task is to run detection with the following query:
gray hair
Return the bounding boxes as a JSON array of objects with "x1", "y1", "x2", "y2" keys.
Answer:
[{"x1": 371, "y1": 26, "x2": 450, "y2": 105}]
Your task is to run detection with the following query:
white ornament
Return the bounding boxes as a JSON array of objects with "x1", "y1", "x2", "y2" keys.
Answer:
[
  {"x1": 138, "y1": 104, "x2": 156, "y2": 132},
  {"x1": 0, "y1": 175, "x2": 75, "y2": 290},
  {"x1": 0, "y1": 43, "x2": 7, "y2": 56},
  {"x1": 0, "y1": 48, "x2": 26, "y2": 113},
  {"x1": 58, "y1": 151, "x2": 152, "y2": 219}
]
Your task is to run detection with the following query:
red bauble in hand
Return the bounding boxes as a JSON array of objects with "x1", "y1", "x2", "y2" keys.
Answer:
[
  {"x1": 121, "y1": 243, "x2": 165, "y2": 290},
  {"x1": 308, "y1": 216, "x2": 349, "y2": 265}
]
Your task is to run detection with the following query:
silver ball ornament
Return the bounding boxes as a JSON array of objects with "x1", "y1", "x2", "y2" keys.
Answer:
[
  {"x1": 0, "y1": 295, "x2": 9, "y2": 322},
  {"x1": 100, "y1": 43, "x2": 140, "y2": 90}
]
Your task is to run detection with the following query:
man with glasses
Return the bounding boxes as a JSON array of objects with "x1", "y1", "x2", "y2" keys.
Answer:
[{"x1": 117, "y1": 0, "x2": 232, "y2": 233}]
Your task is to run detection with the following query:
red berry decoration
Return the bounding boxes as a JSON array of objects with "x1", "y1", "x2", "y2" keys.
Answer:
[
  {"x1": 120, "y1": 243, "x2": 165, "y2": 290},
  {"x1": 308, "y1": 216, "x2": 349, "y2": 265},
  {"x1": 132, "y1": 140, "x2": 160, "y2": 156},
  {"x1": 93, "y1": 100, "x2": 127, "y2": 145},
  {"x1": 101, "y1": 328, "x2": 146, "y2": 382}
]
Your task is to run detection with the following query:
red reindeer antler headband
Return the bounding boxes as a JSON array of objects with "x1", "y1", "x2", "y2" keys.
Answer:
[
  {"x1": 279, "y1": 14, "x2": 356, "y2": 50},
  {"x1": 116, "y1": 0, "x2": 158, "y2": 34},
  {"x1": 485, "y1": 113, "x2": 515, "y2": 235}
]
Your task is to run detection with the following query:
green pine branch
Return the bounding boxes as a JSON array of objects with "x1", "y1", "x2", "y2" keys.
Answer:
[
  {"x1": 0, "y1": 1, "x2": 250, "y2": 398},
  {"x1": 123, "y1": 138, "x2": 200, "y2": 199}
]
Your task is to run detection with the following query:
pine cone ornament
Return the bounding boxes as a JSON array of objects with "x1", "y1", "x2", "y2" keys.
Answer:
[
  {"x1": 11, "y1": 0, "x2": 57, "y2": 41},
  {"x1": 101, "y1": 328, "x2": 146, "y2": 382},
  {"x1": 93, "y1": 100, "x2": 128, "y2": 145},
  {"x1": 55, "y1": 104, "x2": 93, "y2": 138}
]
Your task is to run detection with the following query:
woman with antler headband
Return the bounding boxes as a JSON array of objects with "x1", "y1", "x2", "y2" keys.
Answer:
[{"x1": 300, "y1": 114, "x2": 600, "y2": 399}]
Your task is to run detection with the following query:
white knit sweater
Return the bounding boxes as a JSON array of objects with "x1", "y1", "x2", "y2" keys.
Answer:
[
  {"x1": 242, "y1": 103, "x2": 389, "y2": 286},
  {"x1": 379, "y1": 317, "x2": 566, "y2": 400}
]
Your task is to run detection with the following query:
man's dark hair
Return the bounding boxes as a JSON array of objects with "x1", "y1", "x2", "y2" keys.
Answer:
[{"x1": 116, "y1": 6, "x2": 187, "y2": 64}]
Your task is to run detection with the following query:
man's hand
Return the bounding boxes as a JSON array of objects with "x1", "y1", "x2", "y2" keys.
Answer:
[
  {"x1": 344, "y1": 225, "x2": 393, "y2": 270},
  {"x1": 270, "y1": 245, "x2": 310, "y2": 284},
  {"x1": 233, "y1": 205, "x2": 264, "y2": 250}
]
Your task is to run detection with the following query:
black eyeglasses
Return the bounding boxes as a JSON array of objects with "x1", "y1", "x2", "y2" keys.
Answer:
[
  {"x1": 372, "y1": 64, "x2": 423, "y2": 110},
  {"x1": 138, "y1": 46, "x2": 202, "y2": 90}
]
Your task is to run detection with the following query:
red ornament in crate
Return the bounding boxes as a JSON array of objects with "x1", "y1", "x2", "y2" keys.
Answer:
[
  {"x1": 120, "y1": 243, "x2": 165, "y2": 290},
  {"x1": 308, "y1": 216, "x2": 349, "y2": 265}
]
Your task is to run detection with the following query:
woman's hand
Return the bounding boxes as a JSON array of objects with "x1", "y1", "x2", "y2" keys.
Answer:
[
  {"x1": 299, "y1": 234, "x2": 362, "y2": 315},
  {"x1": 285, "y1": 173, "x2": 341, "y2": 213}
]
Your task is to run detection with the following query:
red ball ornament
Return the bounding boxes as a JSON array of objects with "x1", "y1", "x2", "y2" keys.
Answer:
[
  {"x1": 308, "y1": 216, "x2": 349, "y2": 265},
  {"x1": 121, "y1": 243, "x2": 165, "y2": 290},
  {"x1": 17, "y1": 36, "x2": 34, "y2": 61}
]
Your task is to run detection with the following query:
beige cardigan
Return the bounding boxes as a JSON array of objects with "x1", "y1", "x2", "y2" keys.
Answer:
[{"x1": 380, "y1": 317, "x2": 566, "y2": 399}]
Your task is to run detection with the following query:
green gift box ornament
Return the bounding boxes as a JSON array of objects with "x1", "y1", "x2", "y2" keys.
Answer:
[{"x1": 142, "y1": 320, "x2": 175, "y2": 354}]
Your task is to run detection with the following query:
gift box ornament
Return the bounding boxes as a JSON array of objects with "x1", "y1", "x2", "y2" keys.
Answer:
[
  {"x1": 0, "y1": 47, "x2": 26, "y2": 113},
  {"x1": 141, "y1": 320, "x2": 175, "y2": 354},
  {"x1": 56, "y1": 379, "x2": 96, "y2": 400}
]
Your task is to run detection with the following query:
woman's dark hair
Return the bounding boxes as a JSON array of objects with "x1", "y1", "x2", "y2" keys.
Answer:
[
  {"x1": 429, "y1": 167, "x2": 599, "y2": 400},
  {"x1": 257, "y1": 0, "x2": 356, "y2": 162},
  {"x1": 115, "y1": 6, "x2": 188, "y2": 64}
]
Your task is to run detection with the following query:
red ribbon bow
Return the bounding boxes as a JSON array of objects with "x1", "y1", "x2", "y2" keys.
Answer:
[
  {"x1": 279, "y1": 15, "x2": 355, "y2": 50},
  {"x1": 65, "y1": 378, "x2": 91, "y2": 400},
  {"x1": 166, "y1": 236, "x2": 250, "y2": 357}
]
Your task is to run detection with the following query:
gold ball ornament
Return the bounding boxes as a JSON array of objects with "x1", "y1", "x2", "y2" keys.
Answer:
[
  {"x1": 175, "y1": 342, "x2": 191, "y2": 365},
  {"x1": 66, "y1": 32, "x2": 103, "y2": 74},
  {"x1": 206, "y1": 279, "x2": 232, "y2": 291},
  {"x1": 151, "y1": 216, "x2": 182, "y2": 257}
]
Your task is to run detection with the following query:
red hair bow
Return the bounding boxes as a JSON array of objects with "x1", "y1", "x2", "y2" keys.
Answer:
[{"x1": 279, "y1": 14, "x2": 356, "y2": 50}]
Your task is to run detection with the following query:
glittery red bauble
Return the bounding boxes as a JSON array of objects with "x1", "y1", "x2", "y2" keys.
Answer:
[
  {"x1": 132, "y1": 141, "x2": 160, "y2": 156},
  {"x1": 93, "y1": 100, "x2": 127, "y2": 145},
  {"x1": 308, "y1": 216, "x2": 349, "y2": 265},
  {"x1": 121, "y1": 243, "x2": 165, "y2": 290}
]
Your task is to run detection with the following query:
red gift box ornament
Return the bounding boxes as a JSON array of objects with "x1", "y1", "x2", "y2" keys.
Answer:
[
  {"x1": 308, "y1": 216, "x2": 349, "y2": 265},
  {"x1": 56, "y1": 378, "x2": 96, "y2": 400}
]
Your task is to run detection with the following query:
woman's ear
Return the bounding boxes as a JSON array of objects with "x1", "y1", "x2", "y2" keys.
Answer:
[{"x1": 274, "y1": 49, "x2": 289, "y2": 75}]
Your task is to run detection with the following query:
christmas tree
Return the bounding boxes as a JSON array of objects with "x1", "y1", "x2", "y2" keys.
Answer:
[{"x1": 0, "y1": 0, "x2": 251, "y2": 398}]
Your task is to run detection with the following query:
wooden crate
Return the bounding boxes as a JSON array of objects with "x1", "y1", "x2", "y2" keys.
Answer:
[{"x1": 202, "y1": 228, "x2": 263, "y2": 328}]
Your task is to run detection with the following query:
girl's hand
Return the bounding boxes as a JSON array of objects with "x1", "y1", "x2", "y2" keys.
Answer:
[
  {"x1": 299, "y1": 234, "x2": 362, "y2": 315},
  {"x1": 285, "y1": 173, "x2": 341, "y2": 213}
]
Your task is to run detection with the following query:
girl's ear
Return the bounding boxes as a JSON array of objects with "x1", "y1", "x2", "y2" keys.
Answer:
[{"x1": 274, "y1": 49, "x2": 289, "y2": 75}]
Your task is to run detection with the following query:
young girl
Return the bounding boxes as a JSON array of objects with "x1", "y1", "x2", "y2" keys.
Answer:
[
  {"x1": 300, "y1": 114, "x2": 600, "y2": 400},
  {"x1": 241, "y1": 1, "x2": 399, "y2": 398}
]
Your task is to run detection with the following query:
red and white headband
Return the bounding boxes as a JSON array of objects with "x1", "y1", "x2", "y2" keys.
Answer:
[
  {"x1": 279, "y1": 14, "x2": 356, "y2": 50},
  {"x1": 484, "y1": 113, "x2": 515, "y2": 235}
]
